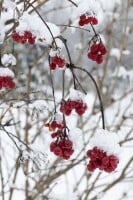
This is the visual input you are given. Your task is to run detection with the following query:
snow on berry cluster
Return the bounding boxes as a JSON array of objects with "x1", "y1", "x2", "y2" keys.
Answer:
[
  {"x1": 60, "y1": 89, "x2": 87, "y2": 116},
  {"x1": 87, "y1": 40, "x2": 107, "y2": 64},
  {"x1": 45, "y1": 113, "x2": 64, "y2": 132},
  {"x1": 86, "y1": 129, "x2": 121, "y2": 173},
  {"x1": 0, "y1": 67, "x2": 16, "y2": 89},
  {"x1": 12, "y1": 12, "x2": 61, "y2": 46},
  {"x1": 79, "y1": 13, "x2": 98, "y2": 26},
  {"x1": 50, "y1": 56, "x2": 65, "y2": 70},
  {"x1": 12, "y1": 30, "x2": 36, "y2": 45}
]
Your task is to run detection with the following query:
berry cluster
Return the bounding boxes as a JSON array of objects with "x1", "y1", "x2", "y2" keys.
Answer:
[
  {"x1": 12, "y1": 31, "x2": 36, "y2": 45},
  {"x1": 45, "y1": 120, "x2": 64, "y2": 131},
  {"x1": 87, "y1": 41, "x2": 107, "y2": 64},
  {"x1": 0, "y1": 76, "x2": 16, "y2": 89},
  {"x1": 50, "y1": 56, "x2": 65, "y2": 70},
  {"x1": 79, "y1": 14, "x2": 98, "y2": 26},
  {"x1": 60, "y1": 99, "x2": 87, "y2": 116},
  {"x1": 86, "y1": 147, "x2": 119, "y2": 173},
  {"x1": 50, "y1": 137, "x2": 74, "y2": 160}
]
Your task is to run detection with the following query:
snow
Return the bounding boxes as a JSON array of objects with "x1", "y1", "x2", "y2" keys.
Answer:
[
  {"x1": 16, "y1": 12, "x2": 61, "y2": 46},
  {"x1": 89, "y1": 129, "x2": 121, "y2": 157},
  {"x1": 0, "y1": 67, "x2": 15, "y2": 77},
  {"x1": 1, "y1": 54, "x2": 17, "y2": 66},
  {"x1": 69, "y1": 88, "x2": 84, "y2": 101},
  {"x1": 112, "y1": 66, "x2": 133, "y2": 82},
  {"x1": 110, "y1": 48, "x2": 121, "y2": 60}
]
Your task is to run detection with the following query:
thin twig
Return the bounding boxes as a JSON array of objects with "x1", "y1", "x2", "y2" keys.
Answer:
[
  {"x1": 67, "y1": 0, "x2": 78, "y2": 7},
  {"x1": 72, "y1": 65, "x2": 105, "y2": 130}
]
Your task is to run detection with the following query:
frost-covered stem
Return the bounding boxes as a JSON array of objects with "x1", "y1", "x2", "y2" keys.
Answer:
[
  {"x1": 57, "y1": 24, "x2": 90, "y2": 33},
  {"x1": 25, "y1": 0, "x2": 58, "y2": 48},
  {"x1": 67, "y1": 0, "x2": 78, "y2": 7},
  {"x1": 1, "y1": 125, "x2": 31, "y2": 151},
  {"x1": 72, "y1": 66, "x2": 105, "y2": 130},
  {"x1": 48, "y1": 57, "x2": 56, "y2": 113}
]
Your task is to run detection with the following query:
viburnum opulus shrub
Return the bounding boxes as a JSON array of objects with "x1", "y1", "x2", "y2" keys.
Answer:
[{"x1": 0, "y1": 0, "x2": 121, "y2": 174}]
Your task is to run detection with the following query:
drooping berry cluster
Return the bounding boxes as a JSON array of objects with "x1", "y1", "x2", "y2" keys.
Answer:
[
  {"x1": 0, "y1": 76, "x2": 16, "y2": 89},
  {"x1": 60, "y1": 99, "x2": 87, "y2": 116},
  {"x1": 12, "y1": 31, "x2": 36, "y2": 45},
  {"x1": 50, "y1": 56, "x2": 65, "y2": 70},
  {"x1": 87, "y1": 41, "x2": 107, "y2": 64},
  {"x1": 79, "y1": 14, "x2": 98, "y2": 26},
  {"x1": 0, "y1": 68, "x2": 16, "y2": 90},
  {"x1": 45, "y1": 119, "x2": 64, "y2": 131},
  {"x1": 50, "y1": 138, "x2": 74, "y2": 160},
  {"x1": 86, "y1": 147, "x2": 119, "y2": 173}
]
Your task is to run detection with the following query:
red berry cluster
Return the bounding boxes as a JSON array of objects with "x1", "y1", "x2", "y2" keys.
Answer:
[
  {"x1": 50, "y1": 56, "x2": 65, "y2": 70},
  {"x1": 50, "y1": 137, "x2": 74, "y2": 160},
  {"x1": 12, "y1": 31, "x2": 36, "y2": 45},
  {"x1": 0, "y1": 76, "x2": 16, "y2": 89},
  {"x1": 45, "y1": 120, "x2": 64, "y2": 131},
  {"x1": 79, "y1": 14, "x2": 98, "y2": 26},
  {"x1": 86, "y1": 147, "x2": 119, "y2": 173},
  {"x1": 60, "y1": 99, "x2": 87, "y2": 116},
  {"x1": 87, "y1": 41, "x2": 107, "y2": 64}
]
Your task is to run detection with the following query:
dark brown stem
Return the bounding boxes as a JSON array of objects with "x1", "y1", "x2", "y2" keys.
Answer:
[
  {"x1": 48, "y1": 57, "x2": 56, "y2": 113},
  {"x1": 72, "y1": 65, "x2": 105, "y2": 130},
  {"x1": 67, "y1": 0, "x2": 78, "y2": 7}
]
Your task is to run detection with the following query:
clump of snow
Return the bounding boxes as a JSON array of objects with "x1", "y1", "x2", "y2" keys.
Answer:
[
  {"x1": 0, "y1": 22, "x2": 5, "y2": 44},
  {"x1": 1, "y1": 54, "x2": 16, "y2": 66},
  {"x1": 69, "y1": 88, "x2": 84, "y2": 101},
  {"x1": 110, "y1": 48, "x2": 130, "y2": 59},
  {"x1": 4, "y1": 0, "x2": 16, "y2": 9},
  {"x1": 54, "y1": 113, "x2": 63, "y2": 123},
  {"x1": 122, "y1": 49, "x2": 130, "y2": 55},
  {"x1": 110, "y1": 48, "x2": 121, "y2": 60},
  {"x1": 112, "y1": 66, "x2": 133, "y2": 82},
  {"x1": 16, "y1": 12, "x2": 61, "y2": 46},
  {"x1": 30, "y1": 100, "x2": 49, "y2": 120},
  {"x1": 0, "y1": 67, "x2": 14, "y2": 77},
  {"x1": 89, "y1": 129, "x2": 121, "y2": 157}
]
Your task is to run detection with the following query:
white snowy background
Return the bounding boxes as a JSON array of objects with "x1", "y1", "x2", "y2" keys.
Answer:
[{"x1": 0, "y1": 0, "x2": 133, "y2": 200}]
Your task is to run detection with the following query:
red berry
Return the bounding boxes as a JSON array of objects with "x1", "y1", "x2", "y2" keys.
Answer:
[
  {"x1": 50, "y1": 63, "x2": 56, "y2": 70},
  {"x1": 96, "y1": 55, "x2": 103, "y2": 64},
  {"x1": 87, "y1": 52, "x2": 97, "y2": 61},
  {"x1": 92, "y1": 17, "x2": 98, "y2": 25},
  {"x1": 28, "y1": 37, "x2": 35, "y2": 45},
  {"x1": 50, "y1": 142, "x2": 56, "y2": 152},
  {"x1": 98, "y1": 42, "x2": 107, "y2": 55},
  {"x1": 54, "y1": 146, "x2": 63, "y2": 156}
]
